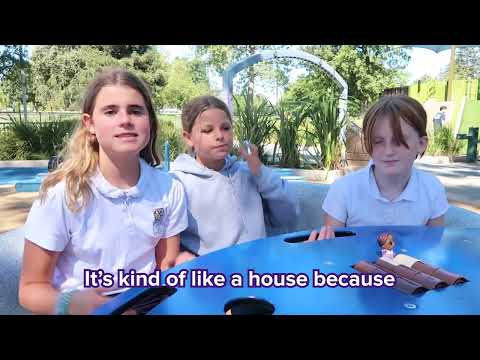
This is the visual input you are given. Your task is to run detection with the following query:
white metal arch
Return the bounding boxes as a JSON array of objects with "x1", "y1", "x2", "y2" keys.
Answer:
[{"x1": 222, "y1": 49, "x2": 348, "y2": 123}]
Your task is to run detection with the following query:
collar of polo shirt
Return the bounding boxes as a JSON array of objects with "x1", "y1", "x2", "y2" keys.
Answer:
[
  {"x1": 367, "y1": 160, "x2": 418, "y2": 203},
  {"x1": 90, "y1": 158, "x2": 149, "y2": 199}
]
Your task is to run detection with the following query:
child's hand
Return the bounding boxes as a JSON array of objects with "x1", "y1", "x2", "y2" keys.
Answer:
[
  {"x1": 175, "y1": 251, "x2": 197, "y2": 266},
  {"x1": 307, "y1": 226, "x2": 336, "y2": 241},
  {"x1": 68, "y1": 288, "x2": 111, "y2": 315},
  {"x1": 239, "y1": 142, "x2": 262, "y2": 176},
  {"x1": 160, "y1": 256, "x2": 177, "y2": 271}
]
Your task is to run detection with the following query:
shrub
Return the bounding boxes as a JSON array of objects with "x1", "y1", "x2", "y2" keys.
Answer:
[
  {"x1": 304, "y1": 94, "x2": 348, "y2": 171},
  {"x1": 427, "y1": 126, "x2": 461, "y2": 158},
  {"x1": 0, "y1": 115, "x2": 77, "y2": 160},
  {"x1": 274, "y1": 102, "x2": 308, "y2": 168},
  {"x1": 156, "y1": 117, "x2": 185, "y2": 162},
  {"x1": 232, "y1": 91, "x2": 276, "y2": 163}
]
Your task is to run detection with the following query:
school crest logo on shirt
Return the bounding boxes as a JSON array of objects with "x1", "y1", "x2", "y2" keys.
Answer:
[
  {"x1": 153, "y1": 207, "x2": 165, "y2": 221},
  {"x1": 153, "y1": 207, "x2": 166, "y2": 237}
]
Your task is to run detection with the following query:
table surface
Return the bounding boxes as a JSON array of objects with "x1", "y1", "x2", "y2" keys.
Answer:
[{"x1": 94, "y1": 226, "x2": 480, "y2": 315}]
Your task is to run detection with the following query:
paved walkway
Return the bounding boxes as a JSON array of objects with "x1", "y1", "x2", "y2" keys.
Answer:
[
  {"x1": 0, "y1": 186, "x2": 38, "y2": 234},
  {"x1": 414, "y1": 159, "x2": 480, "y2": 210}
]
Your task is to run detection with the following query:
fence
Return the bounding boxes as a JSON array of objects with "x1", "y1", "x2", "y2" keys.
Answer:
[
  {"x1": 382, "y1": 86, "x2": 409, "y2": 96},
  {"x1": 0, "y1": 111, "x2": 82, "y2": 132},
  {"x1": 0, "y1": 109, "x2": 182, "y2": 132},
  {"x1": 0, "y1": 111, "x2": 81, "y2": 121},
  {"x1": 407, "y1": 79, "x2": 480, "y2": 102},
  {"x1": 0, "y1": 108, "x2": 181, "y2": 121}
]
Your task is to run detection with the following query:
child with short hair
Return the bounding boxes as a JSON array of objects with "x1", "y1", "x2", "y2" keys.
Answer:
[
  {"x1": 19, "y1": 68, "x2": 188, "y2": 314},
  {"x1": 433, "y1": 105, "x2": 447, "y2": 131},
  {"x1": 309, "y1": 95, "x2": 449, "y2": 241},
  {"x1": 170, "y1": 95, "x2": 299, "y2": 263}
]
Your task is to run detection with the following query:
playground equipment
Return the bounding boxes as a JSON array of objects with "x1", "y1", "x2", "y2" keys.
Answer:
[
  {"x1": 162, "y1": 141, "x2": 171, "y2": 171},
  {"x1": 222, "y1": 50, "x2": 349, "y2": 162},
  {"x1": 222, "y1": 49, "x2": 347, "y2": 123},
  {"x1": 456, "y1": 127, "x2": 479, "y2": 162}
]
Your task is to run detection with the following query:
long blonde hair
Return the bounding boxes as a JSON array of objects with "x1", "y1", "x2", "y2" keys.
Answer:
[{"x1": 40, "y1": 68, "x2": 160, "y2": 212}]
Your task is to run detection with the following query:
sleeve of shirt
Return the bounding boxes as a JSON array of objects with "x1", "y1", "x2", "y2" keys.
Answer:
[
  {"x1": 164, "y1": 178, "x2": 189, "y2": 238},
  {"x1": 253, "y1": 165, "x2": 300, "y2": 230},
  {"x1": 321, "y1": 178, "x2": 348, "y2": 223},
  {"x1": 430, "y1": 179, "x2": 449, "y2": 219},
  {"x1": 24, "y1": 184, "x2": 70, "y2": 252}
]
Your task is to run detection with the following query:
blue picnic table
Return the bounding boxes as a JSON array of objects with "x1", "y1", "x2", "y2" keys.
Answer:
[{"x1": 93, "y1": 225, "x2": 479, "y2": 315}]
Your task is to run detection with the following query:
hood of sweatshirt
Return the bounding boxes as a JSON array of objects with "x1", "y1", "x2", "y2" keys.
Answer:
[{"x1": 170, "y1": 154, "x2": 238, "y2": 178}]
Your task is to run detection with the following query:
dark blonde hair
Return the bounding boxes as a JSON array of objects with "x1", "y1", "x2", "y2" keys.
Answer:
[
  {"x1": 40, "y1": 68, "x2": 160, "y2": 212},
  {"x1": 362, "y1": 95, "x2": 427, "y2": 157},
  {"x1": 181, "y1": 95, "x2": 232, "y2": 133}
]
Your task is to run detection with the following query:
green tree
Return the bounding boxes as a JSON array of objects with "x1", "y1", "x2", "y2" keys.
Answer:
[
  {"x1": 439, "y1": 47, "x2": 480, "y2": 80},
  {"x1": 119, "y1": 50, "x2": 169, "y2": 108},
  {"x1": 189, "y1": 57, "x2": 209, "y2": 84},
  {"x1": 0, "y1": 45, "x2": 31, "y2": 111},
  {"x1": 160, "y1": 58, "x2": 210, "y2": 108},
  {"x1": 284, "y1": 45, "x2": 410, "y2": 116},
  {"x1": 30, "y1": 46, "x2": 168, "y2": 110},
  {"x1": 31, "y1": 46, "x2": 116, "y2": 110},
  {"x1": 0, "y1": 87, "x2": 7, "y2": 108},
  {"x1": 0, "y1": 60, "x2": 37, "y2": 111},
  {"x1": 0, "y1": 45, "x2": 26, "y2": 79},
  {"x1": 195, "y1": 45, "x2": 292, "y2": 99},
  {"x1": 92, "y1": 45, "x2": 151, "y2": 59}
]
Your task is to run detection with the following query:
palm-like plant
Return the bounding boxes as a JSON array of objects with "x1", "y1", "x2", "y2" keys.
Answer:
[
  {"x1": 305, "y1": 94, "x2": 348, "y2": 172},
  {"x1": 274, "y1": 101, "x2": 308, "y2": 168},
  {"x1": 7, "y1": 114, "x2": 76, "y2": 159},
  {"x1": 233, "y1": 91, "x2": 276, "y2": 163}
]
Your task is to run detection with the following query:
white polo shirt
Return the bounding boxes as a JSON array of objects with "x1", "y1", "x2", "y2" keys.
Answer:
[
  {"x1": 24, "y1": 159, "x2": 188, "y2": 291},
  {"x1": 322, "y1": 161, "x2": 449, "y2": 226}
]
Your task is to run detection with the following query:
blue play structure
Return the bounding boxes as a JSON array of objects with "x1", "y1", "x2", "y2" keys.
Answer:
[
  {"x1": 93, "y1": 225, "x2": 479, "y2": 315},
  {"x1": 161, "y1": 141, "x2": 170, "y2": 171}
]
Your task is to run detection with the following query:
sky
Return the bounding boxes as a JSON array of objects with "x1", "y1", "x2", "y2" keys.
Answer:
[{"x1": 405, "y1": 47, "x2": 451, "y2": 81}]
